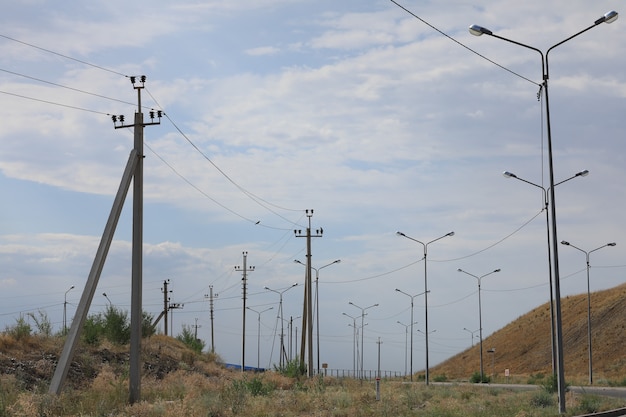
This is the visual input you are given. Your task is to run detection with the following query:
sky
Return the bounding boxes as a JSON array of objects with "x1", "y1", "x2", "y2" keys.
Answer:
[{"x1": 1, "y1": 0, "x2": 625, "y2": 376}]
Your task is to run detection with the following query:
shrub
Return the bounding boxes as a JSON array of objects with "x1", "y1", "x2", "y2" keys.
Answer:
[
  {"x1": 469, "y1": 371, "x2": 490, "y2": 384},
  {"x1": 274, "y1": 358, "x2": 306, "y2": 378},
  {"x1": 5, "y1": 315, "x2": 31, "y2": 340},
  {"x1": 28, "y1": 310, "x2": 53, "y2": 337},
  {"x1": 575, "y1": 395, "x2": 602, "y2": 414},
  {"x1": 176, "y1": 324, "x2": 205, "y2": 353},
  {"x1": 530, "y1": 390, "x2": 555, "y2": 408}
]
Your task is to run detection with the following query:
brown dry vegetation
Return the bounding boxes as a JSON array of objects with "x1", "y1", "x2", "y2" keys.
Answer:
[
  {"x1": 431, "y1": 282, "x2": 626, "y2": 384},
  {"x1": 2, "y1": 284, "x2": 626, "y2": 416}
]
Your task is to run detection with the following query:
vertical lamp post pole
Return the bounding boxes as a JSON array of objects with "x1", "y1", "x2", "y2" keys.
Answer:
[
  {"x1": 348, "y1": 302, "x2": 378, "y2": 379},
  {"x1": 457, "y1": 268, "x2": 501, "y2": 382},
  {"x1": 395, "y1": 289, "x2": 428, "y2": 381},
  {"x1": 397, "y1": 231, "x2": 454, "y2": 385},
  {"x1": 246, "y1": 306, "x2": 273, "y2": 370},
  {"x1": 63, "y1": 285, "x2": 74, "y2": 334},
  {"x1": 560, "y1": 240, "x2": 616, "y2": 385},
  {"x1": 504, "y1": 169, "x2": 589, "y2": 378},
  {"x1": 470, "y1": 11, "x2": 618, "y2": 411},
  {"x1": 343, "y1": 312, "x2": 358, "y2": 377},
  {"x1": 265, "y1": 283, "x2": 298, "y2": 368}
]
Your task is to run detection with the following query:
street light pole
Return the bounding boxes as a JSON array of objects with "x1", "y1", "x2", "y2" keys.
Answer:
[
  {"x1": 246, "y1": 306, "x2": 273, "y2": 370},
  {"x1": 63, "y1": 286, "x2": 75, "y2": 334},
  {"x1": 463, "y1": 327, "x2": 479, "y2": 347},
  {"x1": 469, "y1": 11, "x2": 618, "y2": 411},
  {"x1": 265, "y1": 283, "x2": 298, "y2": 368},
  {"x1": 343, "y1": 312, "x2": 358, "y2": 377},
  {"x1": 396, "y1": 231, "x2": 454, "y2": 385},
  {"x1": 348, "y1": 302, "x2": 378, "y2": 379},
  {"x1": 560, "y1": 240, "x2": 616, "y2": 385},
  {"x1": 395, "y1": 289, "x2": 428, "y2": 381},
  {"x1": 295, "y1": 259, "x2": 341, "y2": 374},
  {"x1": 503, "y1": 169, "x2": 589, "y2": 377},
  {"x1": 457, "y1": 268, "x2": 501, "y2": 382}
]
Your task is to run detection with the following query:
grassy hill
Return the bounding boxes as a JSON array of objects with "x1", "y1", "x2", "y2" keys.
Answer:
[{"x1": 431, "y1": 282, "x2": 626, "y2": 384}]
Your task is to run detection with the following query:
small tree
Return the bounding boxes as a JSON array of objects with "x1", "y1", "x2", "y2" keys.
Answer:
[
  {"x1": 28, "y1": 310, "x2": 53, "y2": 337},
  {"x1": 176, "y1": 324, "x2": 205, "y2": 353}
]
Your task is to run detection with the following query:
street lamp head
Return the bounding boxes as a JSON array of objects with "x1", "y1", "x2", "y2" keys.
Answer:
[
  {"x1": 447, "y1": 231, "x2": 455, "y2": 237},
  {"x1": 469, "y1": 24, "x2": 493, "y2": 36},
  {"x1": 502, "y1": 171, "x2": 517, "y2": 179},
  {"x1": 396, "y1": 231, "x2": 405, "y2": 237},
  {"x1": 608, "y1": 242, "x2": 617, "y2": 247},
  {"x1": 334, "y1": 259, "x2": 341, "y2": 264},
  {"x1": 70, "y1": 285, "x2": 75, "y2": 290},
  {"x1": 291, "y1": 282, "x2": 299, "y2": 287},
  {"x1": 576, "y1": 169, "x2": 590, "y2": 177},
  {"x1": 494, "y1": 269, "x2": 501, "y2": 273},
  {"x1": 561, "y1": 241, "x2": 571, "y2": 246},
  {"x1": 596, "y1": 11, "x2": 618, "y2": 25},
  {"x1": 457, "y1": 268, "x2": 463, "y2": 272}
]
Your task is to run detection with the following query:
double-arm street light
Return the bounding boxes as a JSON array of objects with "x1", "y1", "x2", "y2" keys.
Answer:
[
  {"x1": 395, "y1": 289, "x2": 428, "y2": 381},
  {"x1": 246, "y1": 306, "x2": 273, "y2": 370},
  {"x1": 396, "y1": 231, "x2": 454, "y2": 384},
  {"x1": 295, "y1": 259, "x2": 341, "y2": 374},
  {"x1": 457, "y1": 268, "x2": 501, "y2": 382},
  {"x1": 503, "y1": 169, "x2": 588, "y2": 376},
  {"x1": 348, "y1": 301, "x2": 378, "y2": 379},
  {"x1": 470, "y1": 10, "x2": 618, "y2": 412},
  {"x1": 63, "y1": 285, "x2": 75, "y2": 334},
  {"x1": 265, "y1": 283, "x2": 298, "y2": 368},
  {"x1": 463, "y1": 327, "x2": 479, "y2": 347},
  {"x1": 560, "y1": 240, "x2": 616, "y2": 385}
]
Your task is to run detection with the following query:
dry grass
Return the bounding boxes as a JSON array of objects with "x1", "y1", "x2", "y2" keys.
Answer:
[
  {"x1": 3, "y1": 371, "x2": 625, "y2": 417},
  {"x1": 3, "y1": 284, "x2": 626, "y2": 416}
]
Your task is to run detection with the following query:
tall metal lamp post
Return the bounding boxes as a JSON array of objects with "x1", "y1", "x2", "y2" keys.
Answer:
[
  {"x1": 560, "y1": 240, "x2": 616, "y2": 385},
  {"x1": 246, "y1": 306, "x2": 273, "y2": 370},
  {"x1": 503, "y1": 169, "x2": 588, "y2": 377},
  {"x1": 457, "y1": 268, "x2": 501, "y2": 382},
  {"x1": 348, "y1": 301, "x2": 378, "y2": 379},
  {"x1": 63, "y1": 285, "x2": 75, "y2": 334},
  {"x1": 295, "y1": 259, "x2": 341, "y2": 374},
  {"x1": 469, "y1": 11, "x2": 618, "y2": 411},
  {"x1": 265, "y1": 283, "x2": 298, "y2": 368},
  {"x1": 396, "y1": 231, "x2": 454, "y2": 384},
  {"x1": 395, "y1": 289, "x2": 428, "y2": 381}
]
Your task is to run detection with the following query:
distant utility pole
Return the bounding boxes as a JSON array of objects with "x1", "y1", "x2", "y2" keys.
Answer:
[
  {"x1": 294, "y1": 209, "x2": 323, "y2": 377},
  {"x1": 49, "y1": 76, "x2": 161, "y2": 405},
  {"x1": 193, "y1": 318, "x2": 202, "y2": 340},
  {"x1": 169, "y1": 302, "x2": 184, "y2": 336},
  {"x1": 162, "y1": 279, "x2": 171, "y2": 336},
  {"x1": 205, "y1": 286, "x2": 219, "y2": 353},
  {"x1": 235, "y1": 252, "x2": 254, "y2": 372}
]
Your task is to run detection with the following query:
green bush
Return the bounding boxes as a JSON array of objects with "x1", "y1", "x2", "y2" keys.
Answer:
[
  {"x1": 274, "y1": 358, "x2": 306, "y2": 377},
  {"x1": 5, "y1": 315, "x2": 31, "y2": 340},
  {"x1": 28, "y1": 310, "x2": 52, "y2": 337},
  {"x1": 176, "y1": 324, "x2": 205, "y2": 353},
  {"x1": 469, "y1": 371, "x2": 490, "y2": 384}
]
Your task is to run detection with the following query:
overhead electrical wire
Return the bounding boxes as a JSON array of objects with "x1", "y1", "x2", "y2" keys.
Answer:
[
  {"x1": 390, "y1": 0, "x2": 540, "y2": 87},
  {"x1": 0, "y1": 33, "x2": 304, "y2": 231}
]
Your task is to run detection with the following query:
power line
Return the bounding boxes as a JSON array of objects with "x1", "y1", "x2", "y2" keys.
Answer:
[
  {"x1": 390, "y1": 0, "x2": 540, "y2": 87},
  {"x1": 0, "y1": 33, "x2": 129, "y2": 78}
]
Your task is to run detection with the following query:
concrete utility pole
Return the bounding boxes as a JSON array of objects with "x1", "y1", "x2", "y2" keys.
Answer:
[
  {"x1": 235, "y1": 252, "x2": 254, "y2": 372},
  {"x1": 193, "y1": 318, "x2": 201, "y2": 340},
  {"x1": 205, "y1": 286, "x2": 218, "y2": 353},
  {"x1": 294, "y1": 209, "x2": 323, "y2": 377},
  {"x1": 162, "y1": 279, "x2": 171, "y2": 336},
  {"x1": 168, "y1": 302, "x2": 184, "y2": 337},
  {"x1": 48, "y1": 76, "x2": 161, "y2": 404}
]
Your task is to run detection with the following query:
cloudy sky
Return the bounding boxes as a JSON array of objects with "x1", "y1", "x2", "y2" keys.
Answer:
[{"x1": 1, "y1": 0, "x2": 625, "y2": 375}]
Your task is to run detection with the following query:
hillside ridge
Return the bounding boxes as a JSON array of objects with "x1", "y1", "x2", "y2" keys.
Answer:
[{"x1": 431, "y1": 282, "x2": 626, "y2": 383}]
